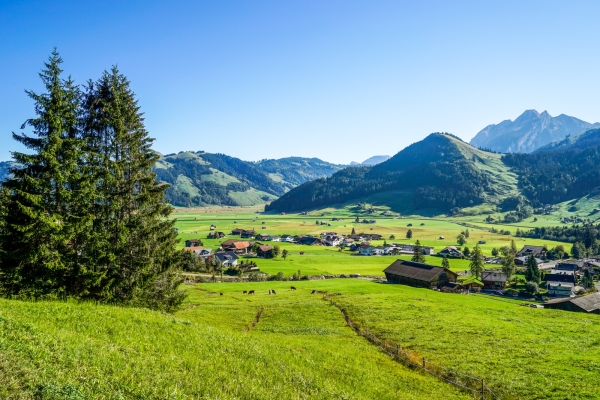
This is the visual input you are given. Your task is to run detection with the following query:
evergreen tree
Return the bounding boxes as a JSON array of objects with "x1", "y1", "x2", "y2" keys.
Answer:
[
  {"x1": 571, "y1": 241, "x2": 586, "y2": 259},
  {"x1": 351, "y1": 227, "x2": 356, "y2": 235},
  {"x1": 0, "y1": 50, "x2": 92, "y2": 298},
  {"x1": 499, "y1": 246, "x2": 516, "y2": 278},
  {"x1": 469, "y1": 244, "x2": 484, "y2": 279},
  {"x1": 406, "y1": 229, "x2": 413, "y2": 239},
  {"x1": 79, "y1": 67, "x2": 185, "y2": 310},
  {"x1": 525, "y1": 254, "x2": 540, "y2": 283},
  {"x1": 441, "y1": 256, "x2": 450, "y2": 269},
  {"x1": 411, "y1": 240, "x2": 425, "y2": 263},
  {"x1": 464, "y1": 228, "x2": 469, "y2": 238},
  {"x1": 510, "y1": 239, "x2": 517, "y2": 254}
]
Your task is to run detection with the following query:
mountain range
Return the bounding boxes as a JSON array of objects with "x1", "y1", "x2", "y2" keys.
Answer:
[
  {"x1": 268, "y1": 128, "x2": 600, "y2": 215},
  {"x1": 470, "y1": 110, "x2": 600, "y2": 153},
  {"x1": 350, "y1": 155, "x2": 391, "y2": 166}
]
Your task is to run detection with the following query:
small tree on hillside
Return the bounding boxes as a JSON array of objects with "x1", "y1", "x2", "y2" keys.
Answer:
[
  {"x1": 406, "y1": 229, "x2": 413, "y2": 239},
  {"x1": 463, "y1": 246, "x2": 471, "y2": 258},
  {"x1": 457, "y1": 234, "x2": 467, "y2": 246},
  {"x1": 441, "y1": 256, "x2": 450, "y2": 269},
  {"x1": 571, "y1": 241, "x2": 586, "y2": 259},
  {"x1": 510, "y1": 239, "x2": 518, "y2": 254},
  {"x1": 465, "y1": 228, "x2": 470, "y2": 238},
  {"x1": 390, "y1": 234, "x2": 395, "y2": 240},
  {"x1": 411, "y1": 240, "x2": 425, "y2": 263},
  {"x1": 282, "y1": 249, "x2": 289, "y2": 260},
  {"x1": 500, "y1": 246, "x2": 516, "y2": 278},
  {"x1": 351, "y1": 227, "x2": 356, "y2": 235},
  {"x1": 469, "y1": 244, "x2": 484, "y2": 279},
  {"x1": 525, "y1": 254, "x2": 540, "y2": 283},
  {"x1": 491, "y1": 247, "x2": 499, "y2": 257},
  {"x1": 273, "y1": 245, "x2": 281, "y2": 258}
]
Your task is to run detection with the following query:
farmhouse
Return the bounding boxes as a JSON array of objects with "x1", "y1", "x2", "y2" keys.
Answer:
[
  {"x1": 556, "y1": 261, "x2": 583, "y2": 272},
  {"x1": 207, "y1": 231, "x2": 225, "y2": 239},
  {"x1": 214, "y1": 251, "x2": 238, "y2": 267},
  {"x1": 383, "y1": 260, "x2": 457, "y2": 288},
  {"x1": 544, "y1": 293, "x2": 600, "y2": 314},
  {"x1": 220, "y1": 240, "x2": 251, "y2": 254},
  {"x1": 397, "y1": 244, "x2": 435, "y2": 255},
  {"x1": 240, "y1": 229, "x2": 256, "y2": 239},
  {"x1": 183, "y1": 246, "x2": 203, "y2": 255},
  {"x1": 255, "y1": 233, "x2": 271, "y2": 241},
  {"x1": 517, "y1": 245, "x2": 547, "y2": 258},
  {"x1": 257, "y1": 245, "x2": 273, "y2": 258},
  {"x1": 515, "y1": 256, "x2": 544, "y2": 266},
  {"x1": 299, "y1": 237, "x2": 322, "y2": 246},
  {"x1": 231, "y1": 228, "x2": 244, "y2": 236},
  {"x1": 544, "y1": 273, "x2": 575, "y2": 284},
  {"x1": 438, "y1": 246, "x2": 463, "y2": 258},
  {"x1": 481, "y1": 271, "x2": 508, "y2": 289},
  {"x1": 270, "y1": 236, "x2": 281, "y2": 242},
  {"x1": 546, "y1": 281, "x2": 575, "y2": 297},
  {"x1": 185, "y1": 239, "x2": 201, "y2": 247}
]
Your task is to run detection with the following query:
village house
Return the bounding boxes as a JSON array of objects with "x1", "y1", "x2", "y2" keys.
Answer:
[
  {"x1": 298, "y1": 236, "x2": 322, "y2": 245},
  {"x1": 481, "y1": 271, "x2": 508, "y2": 290},
  {"x1": 183, "y1": 246, "x2": 203, "y2": 255},
  {"x1": 255, "y1": 233, "x2": 271, "y2": 241},
  {"x1": 517, "y1": 245, "x2": 547, "y2": 259},
  {"x1": 185, "y1": 239, "x2": 201, "y2": 247},
  {"x1": 544, "y1": 272, "x2": 576, "y2": 284},
  {"x1": 220, "y1": 240, "x2": 251, "y2": 254},
  {"x1": 231, "y1": 228, "x2": 244, "y2": 236},
  {"x1": 515, "y1": 256, "x2": 544, "y2": 266},
  {"x1": 383, "y1": 260, "x2": 457, "y2": 289},
  {"x1": 323, "y1": 235, "x2": 342, "y2": 246},
  {"x1": 214, "y1": 251, "x2": 239, "y2": 267},
  {"x1": 343, "y1": 238, "x2": 355, "y2": 246},
  {"x1": 544, "y1": 293, "x2": 600, "y2": 314},
  {"x1": 397, "y1": 244, "x2": 435, "y2": 255},
  {"x1": 257, "y1": 245, "x2": 273, "y2": 258},
  {"x1": 547, "y1": 281, "x2": 575, "y2": 297},
  {"x1": 281, "y1": 235, "x2": 294, "y2": 242},
  {"x1": 270, "y1": 236, "x2": 281, "y2": 242},
  {"x1": 207, "y1": 231, "x2": 225, "y2": 239},
  {"x1": 438, "y1": 246, "x2": 463, "y2": 258},
  {"x1": 556, "y1": 261, "x2": 583, "y2": 272},
  {"x1": 240, "y1": 229, "x2": 256, "y2": 239}
]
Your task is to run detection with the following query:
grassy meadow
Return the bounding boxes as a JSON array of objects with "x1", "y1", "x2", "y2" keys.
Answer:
[
  {"x1": 173, "y1": 206, "x2": 570, "y2": 277},
  {"x1": 0, "y1": 284, "x2": 469, "y2": 400}
]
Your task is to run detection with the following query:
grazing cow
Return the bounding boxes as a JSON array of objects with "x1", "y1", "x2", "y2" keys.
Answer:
[
  {"x1": 311, "y1": 290, "x2": 316, "y2": 294},
  {"x1": 290, "y1": 286, "x2": 297, "y2": 291},
  {"x1": 272, "y1": 290, "x2": 276, "y2": 295},
  {"x1": 268, "y1": 289, "x2": 272, "y2": 295},
  {"x1": 220, "y1": 293, "x2": 223, "y2": 296},
  {"x1": 243, "y1": 290, "x2": 248, "y2": 294},
  {"x1": 248, "y1": 290, "x2": 255, "y2": 295}
]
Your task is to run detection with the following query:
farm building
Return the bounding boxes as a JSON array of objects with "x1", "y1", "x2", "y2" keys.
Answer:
[
  {"x1": 207, "y1": 231, "x2": 225, "y2": 239},
  {"x1": 544, "y1": 273, "x2": 575, "y2": 284},
  {"x1": 481, "y1": 271, "x2": 507, "y2": 289},
  {"x1": 544, "y1": 293, "x2": 600, "y2": 314},
  {"x1": 257, "y1": 245, "x2": 273, "y2": 258},
  {"x1": 516, "y1": 245, "x2": 547, "y2": 258},
  {"x1": 214, "y1": 251, "x2": 238, "y2": 267},
  {"x1": 185, "y1": 239, "x2": 201, "y2": 247},
  {"x1": 438, "y1": 246, "x2": 463, "y2": 258},
  {"x1": 220, "y1": 240, "x2": 251, "y2": 254},
  {"x1": 546, "y1": 282, "x2": 575, "y2": 297},
  {"x1": 383, "y1": 260, "x2": 457, "y2": 288}
]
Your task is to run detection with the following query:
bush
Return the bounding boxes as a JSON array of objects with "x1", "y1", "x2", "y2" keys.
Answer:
[{"x1": 526, "y1": 281, "x2": 539, "y2": 295}]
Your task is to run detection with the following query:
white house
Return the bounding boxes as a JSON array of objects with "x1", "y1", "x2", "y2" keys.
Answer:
[{"x1": 547, "y1": 281, "x2": 574, "y2": 297}]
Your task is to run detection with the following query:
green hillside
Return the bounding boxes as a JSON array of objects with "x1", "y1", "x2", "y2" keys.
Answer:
[
  {"x1": 154, "y1": 151, "x2": 344, "y2": 207},
  {"x1": 267, "y1": 133, "x2": 520, "y2": 214}
]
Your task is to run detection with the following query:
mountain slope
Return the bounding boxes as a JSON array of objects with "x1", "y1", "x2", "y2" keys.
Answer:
[
  {"x1": 360, "y1": 155, "x2": 391, "y2": 165},
  {"x1": 470, "y1": 110, "x2": 599, "y2": 153},
  {"x1": 266, "y1": 133, "x2": 519, "y2": 213},
  {"x1": 534, "y1": 127, "x2": 600, "y2": 153},
  {"x1": 154, "y1": 151, "x2": 345, "y2": 207}
]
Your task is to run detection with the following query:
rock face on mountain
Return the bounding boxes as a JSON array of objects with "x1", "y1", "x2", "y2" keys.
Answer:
[{"x1": 470, "y1": 110, "x2": 600, "y2": 153}]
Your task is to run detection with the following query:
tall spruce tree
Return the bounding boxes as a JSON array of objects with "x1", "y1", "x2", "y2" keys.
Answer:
[
  {"x1": 411, "y1": 240, "x2": 425, "y2": 263},
  {"x1": 469, "y1": 244, "x2": 484, "y2": 279},
  {"x1": 80, "y1": 67, "x2": 184, "y2": 310},
  {"x1": 525, "y1": 254, "x2": 540, "y2": 283},
  {"x1": 0, "y1": 50, "x2": 91, "y2": 298}
]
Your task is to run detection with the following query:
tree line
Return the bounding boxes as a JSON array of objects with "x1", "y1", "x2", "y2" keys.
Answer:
[{"x1": 0, "y1": 51, "x2": 185, "y2": 311}]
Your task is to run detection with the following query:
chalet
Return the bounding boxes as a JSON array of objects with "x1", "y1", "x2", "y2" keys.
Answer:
[
  {"x1": 214, "y1": 251, "x2": 238, "y2": 267},
  {"x1": 438, "y1": 246, "x2": 463, "y2": 258},
  {"x1": 281, "y1": 235, "x2": 294, "y2": 242},
  {"x1": 547, "y1": 281, "x2": 575, "y2": 297},
  {"x1": 185, "y1": 239, "x2": 201, "y2": 247},
  {"x1": 255, "y1": 233, "x2": 271, "y2": 241},
  {"x1": 544, "y1": 293, "x2": 600, "y2": 314},
  {"x1": 299, "y1": 237, "x2": 322, "y2": 246},
  {"x1": 350, "y1": 234, "x2": 365, "y2": 242},
  {"x1": 383, "y1": 260, "x2": 457, "y2": 289},
  {"x1": 257, "y1": 245, "x2": 273, "y2": 258},
  {"x1": 544, "y1": 273, "x2": 575, "y2": 284},
  {"x1": 517, "y1": 245, "x2": 547, "y2": 259},
  {"x1": 231, "y1": 228, "x2": 244, "y2": 236},
  {"x1": 515, "y1": 256, "x2": 543, "y2": 266},
  {"x1": 207, "y1": 231, "x2": 225, "y2": 239},
  {"x1": 360, "y1": 246, "x2": 385, "y2": 256},
  {"x1": 556, "y1": 261, "x2": 583, "y2": 272},
  {"x1": 398, "y1": 244, "x2": 435, "y2": 255},
  {"x1": 183, "y1": 246, "x2": 203, "y2": 255},
  {"x1": 481, "y1": 271, "x2": 508, "y2": 290},
  {"x1": 197, "y1": 249, "x2": 213, "y2": 259},
  {"x1": 220, "y1": 240, "x2": 251, "y2": 254},
  {"x1": 323, "y1": 235, "x2": 342, "y2": 246},
  {"x1": 363, "y1": 234, "x2": 383, "y2": 241},
  {"x1": 241, "y1": 229, "x2": 256, "y2": 239},
  {"x1": 270, "y1": 236, "x2": 281, "y2": 242},
  {"x1": 343, "y1": 238, "x2": 355, "y2": 246}
]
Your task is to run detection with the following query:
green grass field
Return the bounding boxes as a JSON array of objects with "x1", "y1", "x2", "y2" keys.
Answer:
[
  {"x1": 173, "y1": 207, "x2": 570, "y2": 277},
  {"x1": 0, "y1": 285, "x2": 469, "y2": 399}
]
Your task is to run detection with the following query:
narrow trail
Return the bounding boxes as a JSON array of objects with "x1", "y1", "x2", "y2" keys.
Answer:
[
  {"x1": 245, "y1": 307, "x2": 264, "y2": 332},
  {"x1": 322, "y1": 294, "x2": 500, "y2": 400}
]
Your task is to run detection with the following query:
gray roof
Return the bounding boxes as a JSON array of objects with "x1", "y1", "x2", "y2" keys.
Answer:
[
  {"x1": 545, "y1": 293, "x2": 600, "y2": 312},
  {"x1": 383, "y1": 260, "x2": 455, "y2": 282},
  {"x1": 215, "y1": 251, "x2": 238, "y2": 262},
  {"x1": 517, "y1": 245, "x2": 546, "y2": 256},
  {"x1": 481, "y1": 271, "x2": 508, "y2": 283}
]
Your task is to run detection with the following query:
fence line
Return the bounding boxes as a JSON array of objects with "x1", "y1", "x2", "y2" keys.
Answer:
[{"x1": 323, "y1": 295, "x2": 500, "y2": 400}]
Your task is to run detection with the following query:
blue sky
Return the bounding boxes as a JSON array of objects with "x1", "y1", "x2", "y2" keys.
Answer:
[{"x1": 1, "y1": 1, "x2": 599, "y2": 164}]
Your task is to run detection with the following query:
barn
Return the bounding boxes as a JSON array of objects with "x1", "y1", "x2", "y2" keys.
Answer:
[
  {"x1": 383, "y1": 260, "x2": 457, "y2": 289},
  {"x1": 544, "y1": 293, "x2": 600, "y2": 314}
]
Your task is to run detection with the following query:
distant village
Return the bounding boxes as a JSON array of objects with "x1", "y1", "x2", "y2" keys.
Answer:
[{"x1": 184, "y1": 225, "x2": 600, "y2": 315}]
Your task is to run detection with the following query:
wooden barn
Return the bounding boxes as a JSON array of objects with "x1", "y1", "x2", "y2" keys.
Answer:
[
  {"x1": 544, "y1": 293, "x2": 600, "y2": 314},
  {"x1": 383, "y1": 260, "x2": 457, "y2": 289}
]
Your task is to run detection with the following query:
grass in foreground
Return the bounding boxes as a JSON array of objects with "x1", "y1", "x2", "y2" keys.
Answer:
[{"x1": 0, "y1": 288, "x2": 468, "y2": 399}]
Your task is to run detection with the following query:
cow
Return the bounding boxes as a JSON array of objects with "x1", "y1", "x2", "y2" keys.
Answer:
[
  {"x1": 271, "y1": 290, "x2": 276, "y2": 295},
  {"x1": 290, "y1": 286, "x2": 297, "y2": 290},
  {"x1": 268, "y1": 289, "x2": 272, "y2": 295},
  {"x1": 311, "y1": 290, "x2": 316, "y2": 294},
  {"x1": 243, "y1": 290, "x2": 248, "y2": 294},
  {"x1": 220, "y1": 293, "x2": 223, "y2": 296},
  {"x1": 248, "y1": 290, "x2": 255, "y2": 295}
]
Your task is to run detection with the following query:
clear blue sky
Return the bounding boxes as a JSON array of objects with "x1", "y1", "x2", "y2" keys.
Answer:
[{"x1": 1, "y1": 0, "x2": 599, "y2": 164}]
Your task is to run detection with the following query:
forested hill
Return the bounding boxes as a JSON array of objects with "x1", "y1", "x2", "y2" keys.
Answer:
[
  {"x1": 154, "y1": 152, "x2": 345, "y2": 207},
  {"x1": 534, "y1": 127, "x2": 600, "y2": 153},
  {"x1": 266, "y1": 133, "x2": 512, "y2": 213}
]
